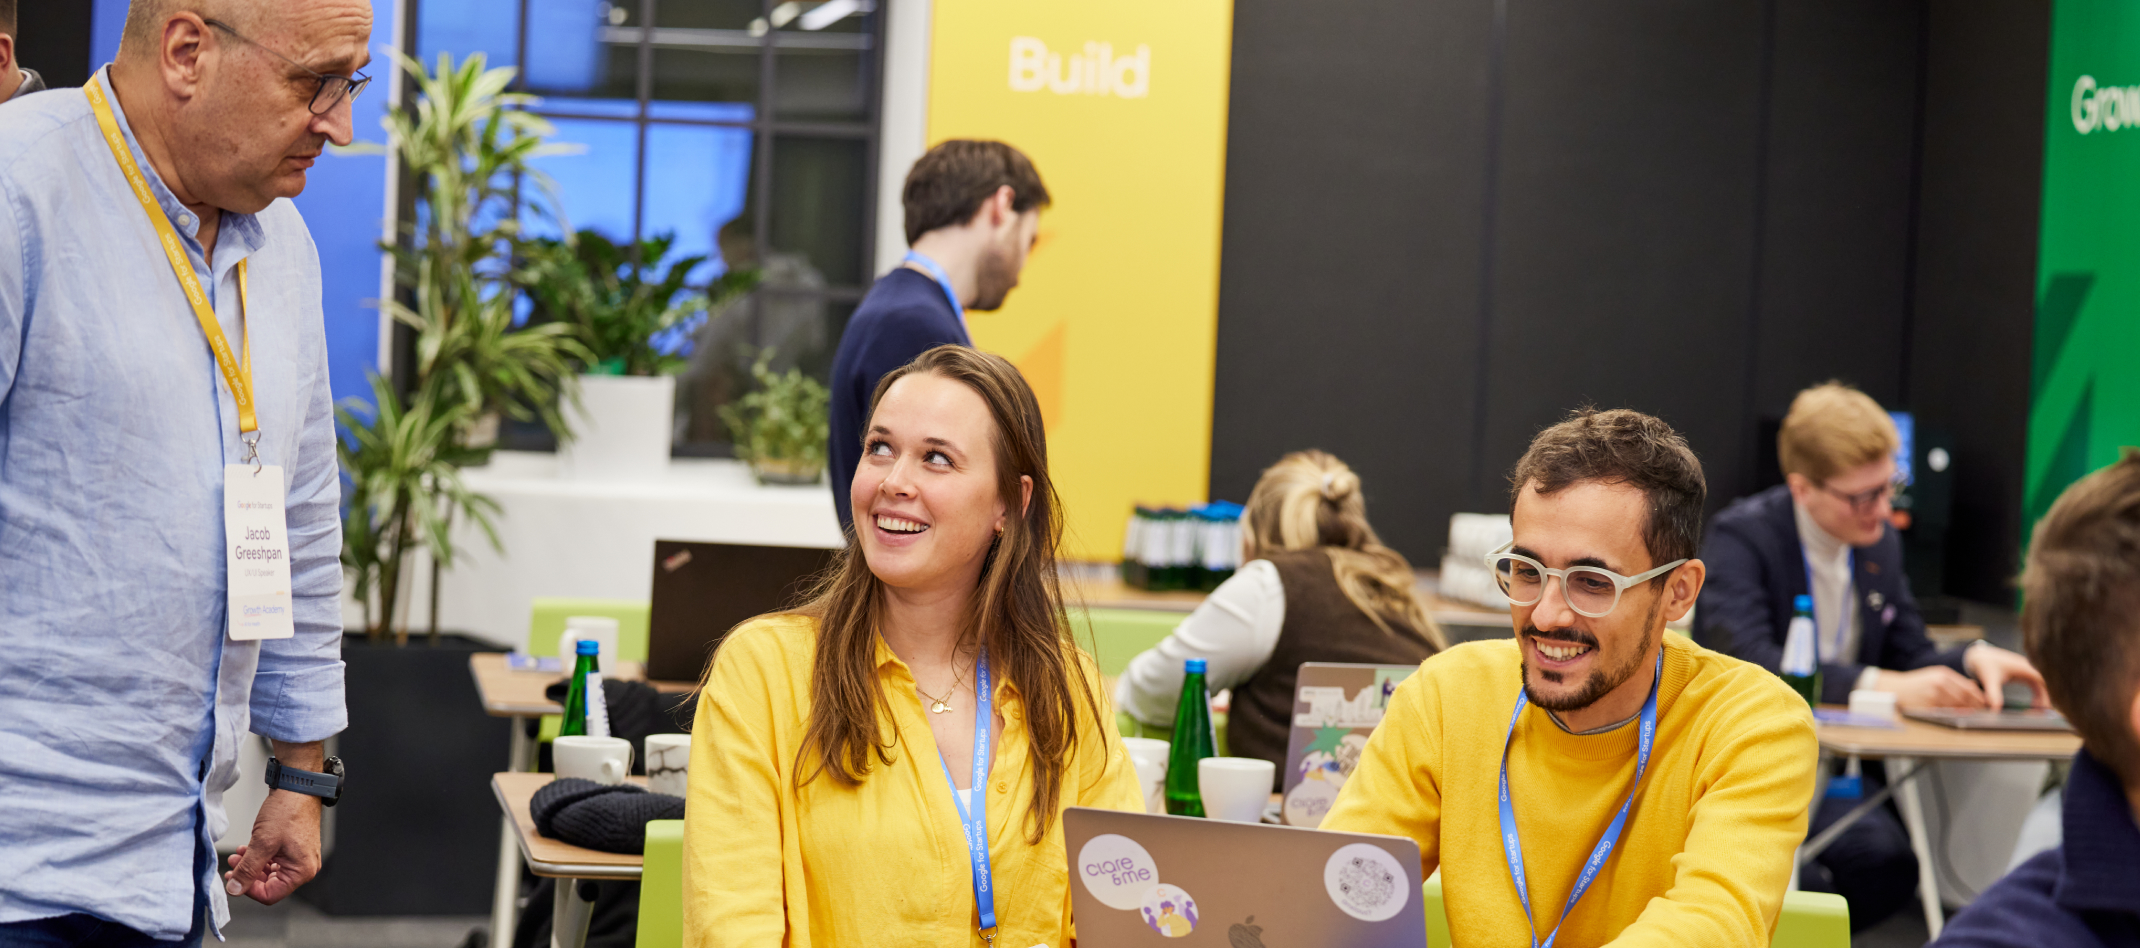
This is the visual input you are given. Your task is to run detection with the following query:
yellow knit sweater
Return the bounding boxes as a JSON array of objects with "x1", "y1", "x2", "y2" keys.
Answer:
[{"x1": 1322, "y1": 631, "x2": 1817, "y2": 947}]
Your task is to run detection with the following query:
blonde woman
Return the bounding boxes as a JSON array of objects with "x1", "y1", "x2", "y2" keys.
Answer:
[
  {"x1": 1116, "y1": 450, "x2": 1444, "y2": 783},
  {"x1": 683, "y1": 346, "x2": 1142, "y2": 948}
]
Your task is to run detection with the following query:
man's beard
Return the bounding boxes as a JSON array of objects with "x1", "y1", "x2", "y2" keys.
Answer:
[
  {"x1": 1519, "y1": 605, "x2": 1660, "y2": 712},
  {"x1": 967, "y1": 245, "x2": 1020, "y2": 311}
]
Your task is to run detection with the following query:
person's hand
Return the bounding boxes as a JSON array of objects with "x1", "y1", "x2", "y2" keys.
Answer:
[
  {"x1": 1964, "y1": 643, "x2": 2051, "y2": 709},
  {"x1": 223, "y1": 789, "x2": 322, "y2": 904},
  {"x1": 1879, "y1": 665, "x2": 1987, "y2": 710}
]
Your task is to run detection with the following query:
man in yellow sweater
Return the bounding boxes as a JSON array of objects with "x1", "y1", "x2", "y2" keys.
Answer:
[{"x1": 1324, "y1": 408, "x2": 1818, "y2": 947}]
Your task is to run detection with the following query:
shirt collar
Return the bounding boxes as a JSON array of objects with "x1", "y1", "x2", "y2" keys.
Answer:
[
  {"x1": 10, "y1": 67, "x2": 44, "y2": 100},
  {"x1": 2053, "y1": 747, "x2": 2140, "y2": 915},
  {"x1": 873, "y1": 633, "x2": 1023, "y2": 703},
  {"x1": 90, "y1": 67, "x2": 265, "y2": 259},
  {"x1": 1793, "y1": 498, "x2": 1852, "y2": 561}
]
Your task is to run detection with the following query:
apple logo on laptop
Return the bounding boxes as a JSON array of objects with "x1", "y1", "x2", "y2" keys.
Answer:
[{"x1": 1228, "y1": 915, "x2": 1265, "y2": 948}]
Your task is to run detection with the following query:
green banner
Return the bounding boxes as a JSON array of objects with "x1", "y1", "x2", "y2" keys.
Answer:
[{"x1": 2029, "y1": 0, "x2": 2140, "y2": 540}]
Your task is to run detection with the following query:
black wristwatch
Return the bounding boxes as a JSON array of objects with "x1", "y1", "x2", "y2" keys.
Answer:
[{"x1": 265, "y1": 756, "x2": 344, "y2": 807}]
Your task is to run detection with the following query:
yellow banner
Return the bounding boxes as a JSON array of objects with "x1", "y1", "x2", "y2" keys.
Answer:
[{"x1": 929, "y1": 0, "x2": 1236, "y2": 561}]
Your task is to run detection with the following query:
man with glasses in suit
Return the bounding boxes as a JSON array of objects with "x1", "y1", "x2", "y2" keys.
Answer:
[
  {"x1": 0, "y1": 1, "x2": 370, "y2": 944},
  {"x1": 1698, "y1": 380, "x2": 2048, "y2": 930}
]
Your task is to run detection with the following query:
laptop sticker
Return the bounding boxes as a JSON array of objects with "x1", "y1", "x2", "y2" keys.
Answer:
[
  {"x1": 1324, "y1": 843, "x2": 1409, "y2": 922},
  {"x1": 1139, "y1": 884, "x2": 1200, "y2": 937},
  {"x1": 1078, "y1": 833, "x2": 1160, "y2": 910}
]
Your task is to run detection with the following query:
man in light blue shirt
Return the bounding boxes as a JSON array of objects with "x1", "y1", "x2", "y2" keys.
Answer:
[{"x1": 0, "y1": 0, "x2": 370, "y2": 943}]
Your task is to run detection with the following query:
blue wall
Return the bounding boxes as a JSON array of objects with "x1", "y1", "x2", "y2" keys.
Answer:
[{"x1": 91, "y1": 0, "x2": 394, "y2": 412}]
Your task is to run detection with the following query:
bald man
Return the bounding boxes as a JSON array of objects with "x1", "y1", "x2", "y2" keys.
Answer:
[
  {"x1": 0, "y1": 2, "x2": 369, "y2": 944},
  {"x1": 0, "y1": 1, "x2": 46, "y2": 102}
]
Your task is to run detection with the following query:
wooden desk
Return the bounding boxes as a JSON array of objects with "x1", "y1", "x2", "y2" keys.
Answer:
[
  {"x1": 493, "y1": 772, "x2": 642, "y2": 948},
  {"x1": 1807, "y1": 706, "x2": 2077, "y2": 938},
  {"x1": 472, "y1": 654, "x2": 693, "y2": 943}
]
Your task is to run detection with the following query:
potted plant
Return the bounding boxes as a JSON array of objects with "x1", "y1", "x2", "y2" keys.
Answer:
[
  {"x1": 340, "y1": 51, "x2": 587, "y2": 643},
  {"x1": 719, "y1": 348, "x2": 832, "y2": 485},
  {"x1": 516, "y1": 230, "x2": 754, "y2": 481}
]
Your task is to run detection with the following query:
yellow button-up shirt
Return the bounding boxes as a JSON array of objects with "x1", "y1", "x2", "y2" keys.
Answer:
[{"x1": 683, "y1": 614, "x2": 1145, "y2": 948}]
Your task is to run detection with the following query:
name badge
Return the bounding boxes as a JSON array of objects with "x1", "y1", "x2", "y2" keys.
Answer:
[{"x1": 226, "y1": 464, "x2": 295, "y2": 641}]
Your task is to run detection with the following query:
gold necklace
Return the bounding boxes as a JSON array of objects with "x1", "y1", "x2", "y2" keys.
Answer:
[{"x1": 916, "y1": 658, "x2": 971, "y2": 714}]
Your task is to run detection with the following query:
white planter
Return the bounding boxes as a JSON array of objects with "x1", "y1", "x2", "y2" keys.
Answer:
[{"x1": 558, "y1": 373, "x2": 676, "y2": 481}]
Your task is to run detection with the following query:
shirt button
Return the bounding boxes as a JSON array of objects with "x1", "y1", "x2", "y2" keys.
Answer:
[
  {"x1": 177, "y1": 214, "x2": 192, "y2": 227},
  {"x1": 995, "y1": 780, "x2": 1009, "y2": 793}
]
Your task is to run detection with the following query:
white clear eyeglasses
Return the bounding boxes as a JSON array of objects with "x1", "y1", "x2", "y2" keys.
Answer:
[{"x1": 1484, "y1": 540, "x2": 1688, "y2": 618}]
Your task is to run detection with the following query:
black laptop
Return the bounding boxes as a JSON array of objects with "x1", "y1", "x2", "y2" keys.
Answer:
[{"x1": 646, "y1": 539, "x2": 839, "y2": 682}]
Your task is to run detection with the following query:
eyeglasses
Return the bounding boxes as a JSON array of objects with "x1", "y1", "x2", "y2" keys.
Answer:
[
  {"x1": 1484, "y1": 540, "x2": 1688, "y2": 619},
  {"x1": 1817, "y1": 476, "x2": 1906, "y2": 514},
  {"x1": 204, "y1": 19, "x2": 372, "y2": 115}
]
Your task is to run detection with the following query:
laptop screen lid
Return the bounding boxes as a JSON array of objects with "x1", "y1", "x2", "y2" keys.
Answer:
[
  {"x1": 1280, "y1": 662, "x2": 1420, "y2": 827},
  {"x1": 646, "y1": 539, "x2": 839, "y2": 682},
  {"x1": 1063, "y1": 807, "x2": 1424, "y2": 946}
]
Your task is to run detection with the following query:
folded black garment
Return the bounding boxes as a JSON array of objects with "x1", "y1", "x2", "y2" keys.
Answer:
[
  {"x1": 551, "y1": 790, "x2": 686, "y2": 854},
  {"x1": 531, "y1": 778, "x2": 641, "y2": 838}
]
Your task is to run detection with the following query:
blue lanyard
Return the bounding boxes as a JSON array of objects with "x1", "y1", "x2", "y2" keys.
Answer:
[
  {"x1": 937, "y1": 649, "x2": 997, "y2": 942},
  {"x1": 1799, "y1": 549, "x2": 1856, "y2": 667},
  {"x1": 903, "y1": 251, "x2": 971, "y2": 343},
  {"x1": 1498, "y1": 648, "x2": 1663, "y2": 948}
]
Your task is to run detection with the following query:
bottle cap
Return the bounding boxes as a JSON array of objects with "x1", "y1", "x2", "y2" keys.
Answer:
[
  {"x1": 1184, "y1": 658, "x2": 1207, "y2": 674},
  {"x1": 575, "y1": 638, "x2": 600, "y2": 656},
  {"x1": 1793, "y1": 594, "x2": 1813, "y2": 612}
]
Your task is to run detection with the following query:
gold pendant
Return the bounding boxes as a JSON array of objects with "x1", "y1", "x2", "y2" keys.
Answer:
[{"x1": 930, "y1": 700, "x2": 952, "y2": 714}]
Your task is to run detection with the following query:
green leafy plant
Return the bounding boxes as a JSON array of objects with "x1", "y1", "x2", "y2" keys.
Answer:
[
  {"x1": 341, "y1": 52, "x2": 589, "y2": 643},
  {"x1": 718, "y1": 349, "x2": 832, "y2": 484},
  {"x1": 516, "y1": 229, "x2": 761, "y2": 377}
]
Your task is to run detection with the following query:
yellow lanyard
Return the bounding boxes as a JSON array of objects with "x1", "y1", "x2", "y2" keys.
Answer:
[{"x1": 84, "y1": 78, "x2": 258, "y2": 455}]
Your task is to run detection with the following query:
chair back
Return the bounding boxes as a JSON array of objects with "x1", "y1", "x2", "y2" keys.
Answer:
[
  {"x1": 637, "y1": 819, "x2": 685, "y2": 948},
  {"x1": 529, "y1": 598, "x2": 651, "y2": 663},
  {"x1": 1420, "y1": 876, "x2": 1848, "y2": 947}
]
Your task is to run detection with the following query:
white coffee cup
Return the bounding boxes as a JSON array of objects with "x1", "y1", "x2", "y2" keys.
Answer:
[
  {"x1": 645, "y1": 734, "x2": 692, "y2": 797},
  {"x1": 1199, "y1": 757, "x2": 1276, "y2": 823},
  {"x1": 1121, "y1": 737, "x2": 1170, "y2": 815},
  {"x1": 558, "y1": 617, "x2": 620, "y2": 671},
  {"x1": 555, "y1": 735, "x2": 634, "y2": 785}
]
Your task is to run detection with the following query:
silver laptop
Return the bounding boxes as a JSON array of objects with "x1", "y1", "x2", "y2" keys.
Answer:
[
  {"x1": 1063, "y1": 807, "x2": 1426, "y2": 946},
  {"x1": 1902, "y1": 707, "x2": 2074, "y2": 732},
  {"x1": 1279, "y1": 663, "x2": 1419, "y2": 827}
]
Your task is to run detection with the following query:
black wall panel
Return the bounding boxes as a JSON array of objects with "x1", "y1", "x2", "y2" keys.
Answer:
[
  {"x1": 1211, "y1": 0, "x2": 2046, "y2": 603},
  {"x1": 15, "y1": 1, "x2": 93, "y2": 88},
  {"x1": 1478, "y1": 0, "x2": 1766, "y2": 517},
  {"x1": 1208, "y1": 0, "x2": 1494, "y2": 557}
]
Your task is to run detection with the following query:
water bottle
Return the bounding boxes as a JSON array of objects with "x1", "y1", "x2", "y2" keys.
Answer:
[
  {"x1": 1121, "y1": 506, "x2": 1150, "y2": 589},
  {"x1": 1164, "y1": 658, "x2": 1218, "y2": 816},
  {"x1": 559, "y1": 637, "x2": 610, "y2": 738},
  {"x1": 1780, "y1": 594, "x2": 1822, "y2": 708}
]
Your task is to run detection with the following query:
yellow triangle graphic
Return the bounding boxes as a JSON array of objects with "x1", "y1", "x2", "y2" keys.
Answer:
[{"x1": 1015, "y1": 322, "x2": 1066, "y2": 432}]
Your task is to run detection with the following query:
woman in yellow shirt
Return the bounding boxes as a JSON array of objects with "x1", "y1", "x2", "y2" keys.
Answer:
[{"x1": 683, "y1": 345, "x2": 1144, "y2": 948}]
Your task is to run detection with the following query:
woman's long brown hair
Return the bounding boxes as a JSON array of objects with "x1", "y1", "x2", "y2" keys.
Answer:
[{"x1": 789, "y1": 345, "x2": 1104, "y2": 843}]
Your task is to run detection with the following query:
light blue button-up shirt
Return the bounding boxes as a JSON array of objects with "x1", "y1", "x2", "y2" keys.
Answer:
[{"x1": 0, "y1": 70, "x2": 346, "y2": 940}]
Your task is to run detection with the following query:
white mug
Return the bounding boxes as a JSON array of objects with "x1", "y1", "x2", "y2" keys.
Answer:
[
  {"x1": 1121, "y1": 737, "x2": 1170, "y2": 815},
  {"x1": 1199, "y1": 757, "x2": 1276, "y2": 823},
  {"x1": 645, "y1": 734, "x2": 692, "y2": 797},
  {"x1": 555, "y1": 735, "x2": 634, "y2": 785},
  {"x1": 558, "y1": 617, "x2": 620, "y2": 671}
]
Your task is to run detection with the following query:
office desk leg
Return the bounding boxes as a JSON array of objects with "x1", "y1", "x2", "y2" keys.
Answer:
[
  {"x1": 552, "y1": 878, "x2": 595, "y2": 948},
  {"x1": 1891, "y1": 755, "x2": 1944, "y2": 938},
  {"x1": 1791, "y1": 752, "x2": 1833, "y2": 891},
  {"x1": 494, "y1": 716, "x2": 533, "y2": 944}
]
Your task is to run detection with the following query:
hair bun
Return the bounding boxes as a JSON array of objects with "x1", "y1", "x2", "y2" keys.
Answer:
[{"x1": 1320, "y1": 469, "x2": 1359, "y2": 502}]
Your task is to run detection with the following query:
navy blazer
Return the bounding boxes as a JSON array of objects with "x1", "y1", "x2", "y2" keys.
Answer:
[
  {"x1": 1931, "y1": 749, "x2": 2140, "y2": 947},
  {"x1": 1695, "y1": 484, "x2": 1968, "y2": 703}
]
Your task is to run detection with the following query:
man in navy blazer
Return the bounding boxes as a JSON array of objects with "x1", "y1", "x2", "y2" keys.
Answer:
[
  {"x1": 1933, "y1": 453, "x2": 2140, "y2": 948},
  {"x1": 1698, "y1": 382, "x2": 2046, "y2": 929}
]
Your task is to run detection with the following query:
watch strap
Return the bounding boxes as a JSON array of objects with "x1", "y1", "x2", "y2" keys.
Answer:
[{"x1": 267, "y1": 756, "x2": 343, "y2": 805}]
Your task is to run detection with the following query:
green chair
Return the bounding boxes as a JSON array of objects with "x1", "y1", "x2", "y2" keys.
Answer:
[
  {"x1": 527, "y1": 597, "x2": 652, "y2": 661},
  {"x1": 1419, "y1": 875, "x2": 1849, "y2": 948},
  {"x1": 1077, "y1": 607, "x2": 1233, "y2": 755},
  {"x1": 531, "y1": 598, "x2": 651, "y2": 744},
  {"x1": 637, "y1": 819, "x2": 685, "y2": 948}
]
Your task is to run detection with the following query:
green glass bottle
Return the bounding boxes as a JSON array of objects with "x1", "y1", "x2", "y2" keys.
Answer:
[
  {"x1": 1164, "y1": 658, "x2": 1218, "y2": 816},
  {"x1": 559, "y1": 638, "x2": 602, "y2": 738},
  {"x1": 1780, "y1": 594, "x2": 1822, "y2": 708}
]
